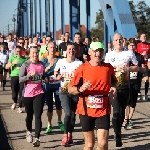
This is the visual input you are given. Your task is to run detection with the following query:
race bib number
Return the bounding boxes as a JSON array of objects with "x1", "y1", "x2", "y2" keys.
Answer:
[
  {"x1": 15, "y1": 64, "x2": 22, "y2": 70},
  {"x1": 61, "y1": 72, "x2": 74, "y2": 78},
  {"x1": 87, "y1": 95, "x2": 103, "y2": 109},
  {"x1": 31, "y1": 74, "x2": 43, "y2": 83},
  {"x1": 130, "y1": 72, "x2": 138, "y2": 79}
]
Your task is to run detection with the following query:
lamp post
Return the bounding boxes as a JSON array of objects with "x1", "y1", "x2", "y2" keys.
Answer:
[{"x1": 12, "y1": 15, "x2": 16, "y2": 33}]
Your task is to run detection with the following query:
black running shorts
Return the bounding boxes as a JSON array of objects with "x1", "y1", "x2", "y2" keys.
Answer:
[
  {"x1": 79, "y1": 114, "x2": 110, "y2": 132},
  {"x1": 0, "y1": 65, "x2": 8, "y2": 74}
]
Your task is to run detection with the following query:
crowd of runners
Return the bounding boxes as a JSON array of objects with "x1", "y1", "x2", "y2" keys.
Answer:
[{"x1": 0, "y1": 31, "x2": 150, "y2": 150}]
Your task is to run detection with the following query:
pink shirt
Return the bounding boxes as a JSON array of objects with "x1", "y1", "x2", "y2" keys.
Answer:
[{"x1": 24, "y1": 63, "x2": 44, "y2": 97}]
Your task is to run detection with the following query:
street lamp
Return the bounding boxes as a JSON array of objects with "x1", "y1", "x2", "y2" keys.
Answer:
[{"x1": 12, "y1": 15, "x2": 16, "y2": 33}]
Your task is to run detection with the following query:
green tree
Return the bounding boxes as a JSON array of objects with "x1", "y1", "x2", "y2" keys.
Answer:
[
  {"x1": 91, "y1": 9, "x2": 104, "y2": 41},
  {"x1": 129, "y1": 0, "x2": 150, "y2": 39}
]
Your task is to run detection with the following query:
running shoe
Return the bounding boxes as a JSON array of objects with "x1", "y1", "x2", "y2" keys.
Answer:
[
  {"x1": 46, "y1": 126, "x2": 52, "y2": 133},
  {"x1": 61, "y1": 134, "x2": 68, "y2": 146},
  {"x1": 2, "y1": 87, "x2": 5, "y2": 91},
  {"x1": 121, "y1": 119, "x2": 128, "y2": 129},
  {"x1": 114, "y1": 134, "x2": 123, "y2": 147},
  {"x1": 17, "y1": 107, "x2": 24, "y2": 113},
  {"x1": 26, "y1": 131, "x2": 33, "y2": 143},
  {"x1": 11, "y1": 103, "x2": 17, "y2": 110},
  {"x1": 68, "y1": 134, "x2": 73, "y2": 144},
  {"x1": 58, "y1": 121, "x2": 64, "y2": 132},
  {"x1": 137, "y1": 93, "x2": 142, "y2": 100},
  {"x1": 142, "y1": 95, "x2": 149, "y2": 101},
  {"x1": 128, "y1": 119, "x2": 133, "y2": 129},
  {"x1": 33, "y1": 138, "x2": 40, "y2": 147},
  {"x1": 116, "y1": 137, "x2": 123, "y2": 147}
]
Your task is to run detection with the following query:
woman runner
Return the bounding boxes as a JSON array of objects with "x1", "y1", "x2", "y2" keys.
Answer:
[
  {"x1": 54, "y1": 43, "x2": 82, "y2": 146},
  {"x1": 19, "y1": 46, "x2": 45, "y2": 147},
  {"x1": 42, "y1": 41, "x2": 64, "y2": 133}
]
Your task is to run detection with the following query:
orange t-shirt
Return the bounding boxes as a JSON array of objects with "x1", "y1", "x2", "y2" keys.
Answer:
[{"x1": 70, "y1": 62, "x2": 117, "y2": 117}]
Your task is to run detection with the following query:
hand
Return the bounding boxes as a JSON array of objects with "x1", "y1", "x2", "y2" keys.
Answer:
[
  {"x1": 144, "y1": 76, "x2": 149, "y2": 82},
  {"x1": 109, "y1": 87, "x2": 117, "y2": 100},
  {"x1": 12, "y1": 60, "x2": 18, "y2": 65},
  {"x1": 80, "y1": 81, "x2": 92, "y2": 92},
  {"x1": 44, "y1": 77, "x2": 49, "y2": 83},
  {"x1": 30, "y1": 71, "x2": 36, "y2": 77},
  {"x1": 56, "y1": 74, "x2": 62, "y2": 80},
  {"x1": 141, "y1": 51, "x2": 147, "y2": 56},
  {"x1": 47, "y1": 64, "x2": 52, "y2": 70}
]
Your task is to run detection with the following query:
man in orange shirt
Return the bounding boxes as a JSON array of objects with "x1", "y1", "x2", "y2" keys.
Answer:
[{"x1": 68, "y1": 42, "x2": 117, "y2": 150}]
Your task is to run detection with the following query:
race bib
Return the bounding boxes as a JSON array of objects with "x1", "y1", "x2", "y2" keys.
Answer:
[
  {"x1": 15, "y1": 64, "x2": 22, "y2": 70},
  {"x1": 87, "y1": 95, "x2": 103, "y2": 109},
  {"x1": 61, "y1": 72, "x2": 74, "y2": 78},
  {"x1": 31, "y1": 74, "x2": 43, "y2": 83},
  {"x1": 130, "y1": 72, "x2": 138, "y2": 79}
]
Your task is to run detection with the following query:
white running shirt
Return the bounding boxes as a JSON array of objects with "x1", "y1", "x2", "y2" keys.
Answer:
[
  {"x1": 105, "y1": 50, "x2": 138, "y2": 88},
  {"x1": 54, "y1": 58, "x2": 82, "y2": 93}
]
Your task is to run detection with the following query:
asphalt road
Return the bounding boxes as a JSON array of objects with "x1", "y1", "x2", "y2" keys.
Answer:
[{"x1": 0, "y1": 81, "x2": 150, "y2": 150}]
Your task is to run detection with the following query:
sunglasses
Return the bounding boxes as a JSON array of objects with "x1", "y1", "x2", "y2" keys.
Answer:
[{"x1": 19, "y1": 42, "x2": 24, "y2": 44}]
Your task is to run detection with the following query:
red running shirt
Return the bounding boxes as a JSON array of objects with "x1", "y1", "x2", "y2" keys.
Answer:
[{"x1": 136, "y1": 42, "x2": 150, "y2": 65}]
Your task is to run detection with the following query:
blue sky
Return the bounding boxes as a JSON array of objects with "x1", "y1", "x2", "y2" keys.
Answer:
[{"x1": 0, "y1": 0, "x2": 150, "y2": 35}]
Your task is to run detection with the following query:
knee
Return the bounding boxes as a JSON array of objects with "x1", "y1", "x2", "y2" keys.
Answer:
[
  {"x1": 48, "y1": 106, "x2": 53, "y2": 113},
  {"x1": 113, "y1": 113, "x2": 119, "y2": 119},
  {"x1": 86, "y1": 142, "x2": 94, "y2": 149},
  {"x1": 65, "y1": 112, "x2": 71, "y2": 118},
  {"x1": 97, "y1": 139, "x2": 107, "y2": 149}
]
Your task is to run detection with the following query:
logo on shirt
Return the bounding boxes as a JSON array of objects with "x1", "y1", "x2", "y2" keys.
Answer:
[
  {"x1": 111, "y1": 58, "x2": 115, "y2": 62},
  {"x1": 62, "y1": 66, "x2": 66, "y2": 69}
]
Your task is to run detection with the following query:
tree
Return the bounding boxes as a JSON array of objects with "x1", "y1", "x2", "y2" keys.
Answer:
[
  {"x1": 129, "y1": 0, "x2": 150, "y2": 39},
  {"x1": 91, "y1": 9, "x2": 104, "y2": 41}
]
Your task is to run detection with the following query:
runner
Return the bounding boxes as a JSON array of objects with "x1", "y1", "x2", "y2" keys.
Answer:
[
  {"x1": 39, "y1": 35, "x2": 51, "y2": 60},
  {"x1": 122, "y1": 38, "x2": 145, "y2": 129},
  {"x1": 5, "y1": 46, "x2": 26, "y2": 112},
  {"x1": 42, "y1": 42, "x2": 64, "y2": 133},
  {"x1": 73, "y1": 32, "x2": 88, "y2": 62},
  {"x1": 136, "y1": 33, "x2": 150, "y2": 100},
  {"x1": 105, "y1": 33, "x2": 139, "y2": 147},
  {"x1": 0, "y1": 43, "x2": 9, "y2": 90},
  {"x1": 19, "y1": 46, "x2": 45, "y2": 147},
  {"x1": 68, "y1": 42, "x2": 117, "y2": 150},
  {"x1": 54, "y1": 43, "x2": 82, "y2": 146}
]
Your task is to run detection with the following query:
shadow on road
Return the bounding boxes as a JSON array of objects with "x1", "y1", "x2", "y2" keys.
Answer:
[{"x1": 0, "y1": 113, "x2": 12, "y2": 150}]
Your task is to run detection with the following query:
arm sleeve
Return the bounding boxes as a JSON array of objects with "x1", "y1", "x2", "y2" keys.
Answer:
[{"x1": 19, "y1": 63, "x2": 31, "y2": 83}]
